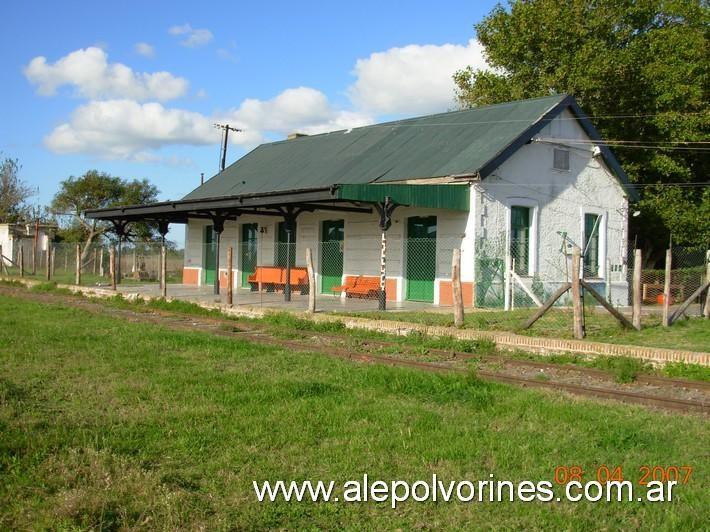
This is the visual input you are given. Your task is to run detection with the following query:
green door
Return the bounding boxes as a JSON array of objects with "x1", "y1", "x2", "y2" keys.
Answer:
[
  {"x1": 320, "y1": 220, "x2": 344, "y2": 294},
  {"x1": 240, "y1": 223, "x2": 258, "y2": 287},
  {"x1": 406, "y1": 216, "x2": 437, "y2": 302},
  {"x1": 204, "y1": 225, "x2": 216, "y2": 285}
]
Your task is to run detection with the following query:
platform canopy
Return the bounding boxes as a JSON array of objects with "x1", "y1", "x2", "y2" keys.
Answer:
[{"x1": 84, "y1": 182, "x2": 470, "y2": 226}]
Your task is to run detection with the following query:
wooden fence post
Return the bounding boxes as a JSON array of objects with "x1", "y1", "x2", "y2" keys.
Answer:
[
  {"x1": 99, "y1": 248, "x2": 104, "y2": 277},
  {"x1": 306, "y1": 247, "x2": 316, "y2": 314},
  {"x1": 632, "y1": 248, "x2": 642, "y2": 330},
  {"x1": 452, "y1": 248, "x2": 464, "y2": 328},
  {"x1": 46, "y1": 247, "x2": 51, "y2": 281},
  {"x1": 93, "y1": 248, "x2": 98, "y2": 275},
  {"x1": 19, "y1": 246, "x2": 24, "y2": 277},
  {"x1": 0, "y1": 245, "x2": 4, "y2": 276},
  {"x1": 704, "y1": 250, "x2": 710, "y2": 319},
  {"x1": 662, "y1": 248, "x2": 672, "y2": 327},
  {"x1": 51, "y1": 246, "x2": 56, "y2": 277},
  {"x1": 226, "y1": 246, "x2": 233, "y2": 306},
  {"x1": 75, "y1": 244, "x2": 81, "y2": 285},
  {"x1": 571, "y1": 246, "x2": 585, "y2": 339},
  {"x1": 161, "y1": 243, "x2": 168, "y2": 299},
  {"x1": 109, "y1": 245, "x2": 116, "y2": 290}
]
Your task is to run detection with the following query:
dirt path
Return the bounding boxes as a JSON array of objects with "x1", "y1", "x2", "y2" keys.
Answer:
[{"x1": 2, "y1": 285, "x2": 707, "y2": 415}]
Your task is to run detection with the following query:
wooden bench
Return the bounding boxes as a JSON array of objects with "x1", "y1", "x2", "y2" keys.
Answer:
[
  {"x1": 248, "y1": 266, "x2": 308, "y2": 293},
  {"x1": 332, "y1": 275, "x2": 381, "y2": 299},
  {"x1": 641, "y1": 282, "x2": 685, "y2": 304}
]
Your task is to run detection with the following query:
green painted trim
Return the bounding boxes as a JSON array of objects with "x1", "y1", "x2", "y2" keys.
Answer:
[{"x1": 337, "y1": 183, "x2": 469, "y2": 211}]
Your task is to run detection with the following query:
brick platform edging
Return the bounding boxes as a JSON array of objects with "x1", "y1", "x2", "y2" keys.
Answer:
[
  {"x1": 311, "y1": 315, "x2": 709, "y2": 366},
  {"x1": 4, "y1": 277, "x2": 708, "y2": 367}
]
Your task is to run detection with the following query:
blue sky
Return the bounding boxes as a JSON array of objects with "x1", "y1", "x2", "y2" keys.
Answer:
[{"x1": 1, "y1": 0, "x2": 496, "y2": 240}]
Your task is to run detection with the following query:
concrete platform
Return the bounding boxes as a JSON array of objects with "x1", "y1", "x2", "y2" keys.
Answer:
[{"x1": 115, "y1": 283, "x2": 448, "y2": 313}]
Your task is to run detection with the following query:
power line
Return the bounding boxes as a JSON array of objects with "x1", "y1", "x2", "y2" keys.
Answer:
[{"x1": 363, "y1": 111, "x2": 707, "y2": 128}]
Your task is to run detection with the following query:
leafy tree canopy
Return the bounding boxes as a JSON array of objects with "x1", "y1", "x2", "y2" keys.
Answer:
[
  {"x1": 454, "y1": 0, "x2": 709, "y2": 260},
  {"x1": 0, "y1": 157, "x2": 34, "y2": 223},
  {"x1": 51, "y1": 170, "x2": 159, "y2": 258}
]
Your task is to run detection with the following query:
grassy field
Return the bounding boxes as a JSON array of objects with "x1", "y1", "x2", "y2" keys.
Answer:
[
  {"x1": 0, "y1": 294, "x2": 708, "y2": 529},
  {"x1": 335, "y1": 308, "x2": 710, "y2": 352}
]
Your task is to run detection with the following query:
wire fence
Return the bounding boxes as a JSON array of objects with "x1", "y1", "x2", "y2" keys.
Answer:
[
  {"x1": 0, "y1": 241, "x2": 184, "y2": 288},
  {"x1": 1, "y1": 236, "x2": 707, "y2": 339}
]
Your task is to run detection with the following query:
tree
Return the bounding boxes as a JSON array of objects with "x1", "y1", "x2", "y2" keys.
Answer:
[
  {"x1": 0, "y1": 157, "x2": 33, "y2": 222},
  {"x1": 51, "y1": 170, "x2": 159, "y2": 261},
  {"x1": 454, "y1": 0, "x2": 710, "y2": 263}
]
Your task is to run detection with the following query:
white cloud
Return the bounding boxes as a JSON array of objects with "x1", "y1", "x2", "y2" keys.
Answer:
[
  {"x1": 38, "y1": 38, "x2": 489, "y2": 162},
  {"x1": 134, "y1": 42, "x2": 155, "y2": 57},
  {"x1": 43, "y1": 88, "x2": 373, "y2": 160},
  {"x1": 45, "y1": 99, "x2": 220, "y2": 159},
  {"x1": 24, "y1": 47, "x2": 188, "y2": 101},
  {"x1": 348, "y1": 39, "x2": 489, "y2": 115},
  {"x1": 169, "y1": 24, "x2": 213, "y2": 47}
]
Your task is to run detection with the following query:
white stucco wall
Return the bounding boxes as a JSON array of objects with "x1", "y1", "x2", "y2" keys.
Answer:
[
  {"x1": 183, "y1": 207, "x2": 472, "y2": 303},
  {"x1": 0, "y1": 225, "x2": 10, "y2": 258},
  {"x1": 181, "y1": 110, "x2": 629, "y2": 305},
  {"x1": 475, "y1": 109, "x2": 629, "y2": 305}
]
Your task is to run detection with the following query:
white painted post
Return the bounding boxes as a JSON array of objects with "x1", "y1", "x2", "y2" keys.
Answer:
[{"x1": 379, "y1": 230, "x2": 387, "y2": 311}]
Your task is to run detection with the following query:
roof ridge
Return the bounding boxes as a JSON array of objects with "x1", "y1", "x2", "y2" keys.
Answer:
[{"x1": 266, "y1": 93, "x2": 569, "y2": 146}]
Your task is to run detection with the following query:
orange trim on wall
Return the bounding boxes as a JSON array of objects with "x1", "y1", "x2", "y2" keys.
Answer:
[
  {"x1": 386, "y1": 278, "x2": 397, "y2": 302},
  {"x1": 182, "y1": 267, "x2": 199, "y2": 285},
  {"x1": 439, "y1": 280, "x2": 474, "y2": 307}
]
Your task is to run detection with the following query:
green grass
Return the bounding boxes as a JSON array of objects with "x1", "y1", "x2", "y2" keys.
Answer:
[
  {"x1": 9, "y1": 281, "x2": 710, "y2": 381},
  {"x1": 0, "y1": 294, "x2": 708, "y2": 529},
  {"x1": 335, "y1": 308, "x2": 710, "y2": 352}
]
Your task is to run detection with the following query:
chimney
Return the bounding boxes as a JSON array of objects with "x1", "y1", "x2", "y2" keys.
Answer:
[{"x1": 287, "y1": 132, "x2": 308, "y2": 140}]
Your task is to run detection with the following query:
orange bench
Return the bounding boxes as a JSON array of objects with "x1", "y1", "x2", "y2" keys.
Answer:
[
  {"x1": 248, "y1": 266, "x2": 308, "y2": 293},
  {"x1": 332, "y1": 275, "x2": 381, "y2": 299}
]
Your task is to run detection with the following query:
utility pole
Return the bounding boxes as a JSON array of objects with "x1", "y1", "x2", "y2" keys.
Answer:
[{"x1": 214, "y1": 123, "x2": 242, "y2": 172}]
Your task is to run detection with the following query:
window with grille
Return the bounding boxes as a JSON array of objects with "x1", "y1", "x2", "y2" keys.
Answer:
[
  {"x1": 510, "y1": 206, "x2": 531, "y2": 275},
  {"x1": 583, "y1": 213, "x2": 601, "y2": 277}
]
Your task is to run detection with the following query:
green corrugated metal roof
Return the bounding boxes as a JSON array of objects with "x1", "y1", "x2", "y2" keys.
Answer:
[
  {"x1": 337, "y1": 184, "x2": 469, "y2": 211},
  {"x1": 183, "y1": 94, "x2": 568, "y2": 201}
]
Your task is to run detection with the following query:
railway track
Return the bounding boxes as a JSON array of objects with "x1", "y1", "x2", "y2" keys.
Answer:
[{"x1": 2, "y1": 285, "x2": 708, "y2": 414}]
